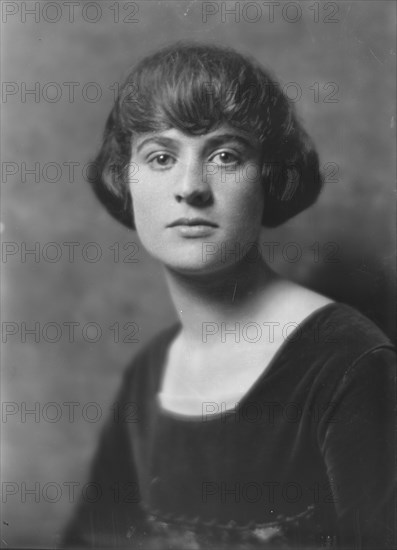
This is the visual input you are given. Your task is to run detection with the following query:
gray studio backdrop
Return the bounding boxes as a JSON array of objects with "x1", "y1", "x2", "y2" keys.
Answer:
[{"x1": 1, "y1": 1, "x2": 395, "y2": 547}]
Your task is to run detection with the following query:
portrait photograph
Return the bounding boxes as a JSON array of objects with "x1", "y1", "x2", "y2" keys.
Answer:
[{"x1": 1, "y1": 1, "x2": 396, "y2": 549}]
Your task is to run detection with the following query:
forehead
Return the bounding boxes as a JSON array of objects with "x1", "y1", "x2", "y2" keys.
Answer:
[{"x1": 132, "y1": 125, "x2": 259, "y2": 153}]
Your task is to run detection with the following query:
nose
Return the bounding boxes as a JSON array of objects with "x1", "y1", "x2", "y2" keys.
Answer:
[{"x1": 174, "y1": 158, "x2": 213, "y2": 207}]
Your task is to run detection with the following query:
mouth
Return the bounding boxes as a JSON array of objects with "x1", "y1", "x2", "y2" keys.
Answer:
[{"x1": 167, "y1": 217, "x2": 218, "y2": 228}]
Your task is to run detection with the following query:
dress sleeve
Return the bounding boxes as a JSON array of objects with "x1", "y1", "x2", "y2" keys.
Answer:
[
  {"x1": 317, "y1": 346, "x2": 396, "y2": 549},
  {"x1": 61, "y1": 375, "x2": 147, "y2": 548}
]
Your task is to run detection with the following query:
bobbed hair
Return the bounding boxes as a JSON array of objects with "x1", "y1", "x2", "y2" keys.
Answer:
[{"x1": 89, "y1": 42, "x2": 323, "y2": 229}]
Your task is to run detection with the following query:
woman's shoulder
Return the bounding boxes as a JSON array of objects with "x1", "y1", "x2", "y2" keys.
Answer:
[
  {"x1": 264, "y1": 279, "x2": 393, "y2": 354},
  {"x1": 121, "y1": 322, "x2": 181, "y2": 388},
  {"x1": 289, "y1": 301, "x2": 395, "y2": 399},
  {"x1": 261, "y1": 282, "x2": 395, "y2": 391},
  {"x1": 303, "y1": 301, "x2": 394, "y2": 350}
]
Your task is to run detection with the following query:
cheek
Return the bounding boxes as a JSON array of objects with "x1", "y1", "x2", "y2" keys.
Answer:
[
  {"x1": 129, "y1": 174, "x2": 169, "y2": 251},
  {"x1": 132, "y1": 191, "x2": 162, "y2": 225},
  {"x1": 129, "y1": 179, "x2": 152, "y2": 238},
  {"x1": 223, "y1": 179, "x2": 264, "y2": 234},
  {"x1": 130, "y1": 197, "x2": 161, "y2": 255},
  {"x1": 129, "y1": 167, "x2": 154, "y2": 217}
]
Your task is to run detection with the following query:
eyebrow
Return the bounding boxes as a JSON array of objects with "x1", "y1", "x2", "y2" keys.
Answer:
[
  {"x1": 135, "y1": 133, "x2": 256, "y2": 153},
  {"x1": 204, "y1": 133, "x2": 256, "y2": 150},
  {"x1": 136, "y1": 136, "x2": 176, "y2": 153}
]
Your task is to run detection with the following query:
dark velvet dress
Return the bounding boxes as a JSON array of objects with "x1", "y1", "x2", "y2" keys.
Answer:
[{"x1": 62, "y1": 303, "x2": 395, "y2": 549}]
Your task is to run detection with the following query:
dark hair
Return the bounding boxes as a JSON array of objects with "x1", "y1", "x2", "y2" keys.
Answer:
[{"x1": 89, "y1": 42, "x2": 323, "y2": 228}]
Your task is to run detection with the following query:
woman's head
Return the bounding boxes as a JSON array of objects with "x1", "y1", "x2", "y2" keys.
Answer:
[{"x1": 90, "y1": 42, "x2": 323, "y2": 233}]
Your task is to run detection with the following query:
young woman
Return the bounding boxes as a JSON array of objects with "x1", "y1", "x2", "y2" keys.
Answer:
[{"x1": 63, "y1": 43, "x2": 395, "y2": 549}]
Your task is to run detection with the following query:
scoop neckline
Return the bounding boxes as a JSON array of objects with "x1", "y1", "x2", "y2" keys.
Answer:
[{"x1": 155, "y1": 301, "x2": 339, "y2": 423}]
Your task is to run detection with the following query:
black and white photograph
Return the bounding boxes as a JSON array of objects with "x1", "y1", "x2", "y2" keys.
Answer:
[{"x1": 1, "y1": 1, "x2": 396, "y2": 549}]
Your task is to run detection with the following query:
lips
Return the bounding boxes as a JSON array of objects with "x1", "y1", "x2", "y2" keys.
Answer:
[{"x1": 167, "y1": 217, "x2": 218, "y2": 228}]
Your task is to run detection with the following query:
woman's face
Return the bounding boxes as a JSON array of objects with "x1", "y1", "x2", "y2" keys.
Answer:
[{"x1": 128, "y1": 126, "x2": 265, "y2": 275}]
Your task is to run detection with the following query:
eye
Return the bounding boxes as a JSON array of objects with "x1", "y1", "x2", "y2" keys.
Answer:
[
  {"x1": 148, "y1": 153, "x2": 175, "y2": 170},
  {"x1": 211, "y1": 151, "x2": 240, "y2": 166}
]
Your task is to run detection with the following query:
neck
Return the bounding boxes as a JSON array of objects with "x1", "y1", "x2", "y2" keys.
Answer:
[{"x1": 163, "y1": 253, "x2": 280, "y2": 346}]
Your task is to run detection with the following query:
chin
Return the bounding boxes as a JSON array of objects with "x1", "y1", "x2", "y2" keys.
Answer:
[
  {"x1": 142, "y1": 234, "x2": 260, "y2": 276},
  {"x1": 160, "y1": 250, "x2": 243, "y2": 277},
  {"x1": 162, "y1": 256, "x2": 221, "y2": 275}
]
